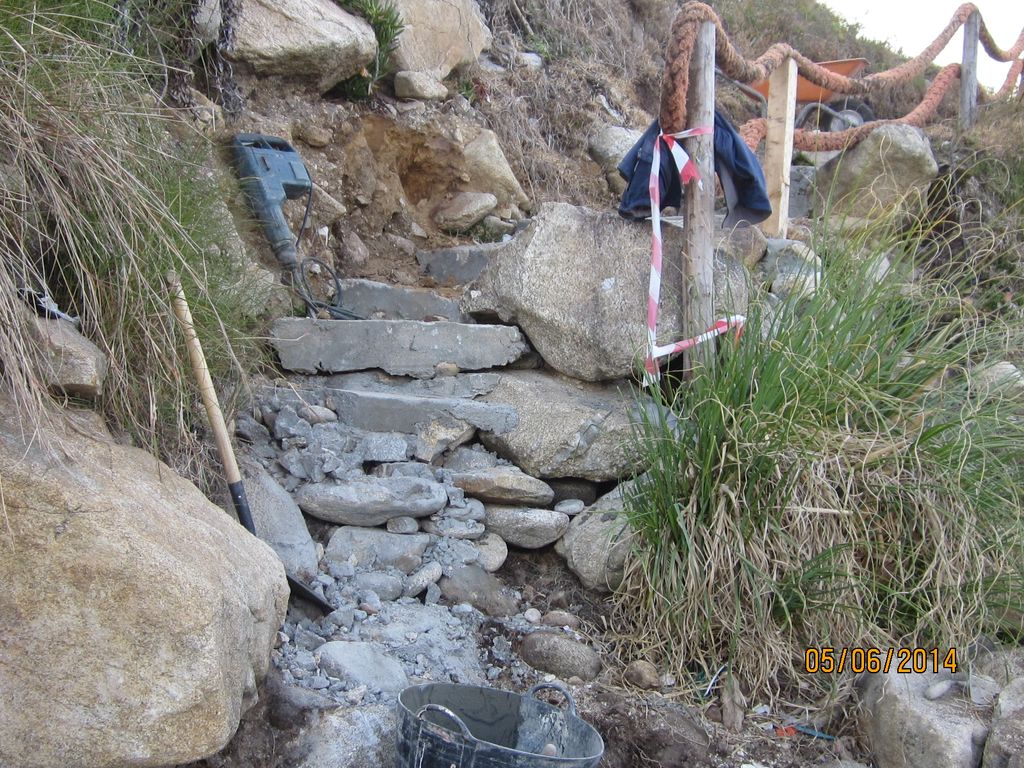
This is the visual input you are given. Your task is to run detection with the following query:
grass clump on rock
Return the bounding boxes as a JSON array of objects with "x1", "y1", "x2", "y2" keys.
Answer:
[
  {"x1": 0, "y1": 2, "x2": 264, "y2": 480},
  {"x1": 615, "y1": 236, "x2": 1024, "y2": 712}
]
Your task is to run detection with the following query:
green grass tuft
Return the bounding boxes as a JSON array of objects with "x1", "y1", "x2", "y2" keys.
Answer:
[
  {"x1": 615, "y1": 231, "x2": 1024, "y2": 713},
  {"x1": 0, "y1": 2, "x2": 266, "y2": 485}
]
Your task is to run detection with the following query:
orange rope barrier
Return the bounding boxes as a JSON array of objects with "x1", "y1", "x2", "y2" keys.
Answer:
[{"x1": 662, "y1": 2, "x2": 1024, "y2": 145}]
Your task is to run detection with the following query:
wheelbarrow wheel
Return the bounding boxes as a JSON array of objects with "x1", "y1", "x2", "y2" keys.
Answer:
[{"x1": 823, "y1": 97, "x2": 875, "y2": 132}]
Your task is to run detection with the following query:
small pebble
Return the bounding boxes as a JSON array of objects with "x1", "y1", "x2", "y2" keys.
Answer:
[
  {"x1": 387, "y1": 516, "x2": 420, "y2": 534},
  {"x1": 541, "y1": 744, "x2": 558, "y2": 757},
  {"x1": 554, "y1": 499, "x2": 585, "y2": 516},
  {"x1": 523, "y1": 608, "x2": 543, "y2": 624},
  {"x1": 541, "y1": 610, "x2": 580, "y2": 629}
]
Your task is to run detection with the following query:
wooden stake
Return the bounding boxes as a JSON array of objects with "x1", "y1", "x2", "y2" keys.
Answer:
[
  {"x1": 682, "y1": 19, "x2": 716, "y2": 375},
  {"x1": 761, "y1": 56, "x2": 797, "y2": 238},
  {"x1": 960, "y1": 10, "x2": 979, "y2": 131}
]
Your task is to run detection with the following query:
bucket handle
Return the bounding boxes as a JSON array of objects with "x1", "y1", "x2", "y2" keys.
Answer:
[
  {"x1": 527, "y1": 682, "x2": 578, "y2": 718},
  {"x1": 416, "y1": 704, "x2": 475, "y2": 741}
]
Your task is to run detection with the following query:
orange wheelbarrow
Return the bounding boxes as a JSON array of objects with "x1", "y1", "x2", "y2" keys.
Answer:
[{"x1": 721, "y1": 58, "x2": 875, "y2": 132}]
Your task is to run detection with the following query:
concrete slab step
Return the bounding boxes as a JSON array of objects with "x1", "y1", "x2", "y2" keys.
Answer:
[
  {"x1": 271, "y1": 318, "x2": 529, "y2": 377},
  {"x1": 337, "y1": 279, "x2": 470, "y2": 322}
]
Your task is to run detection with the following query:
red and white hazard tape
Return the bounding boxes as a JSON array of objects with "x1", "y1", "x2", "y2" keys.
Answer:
[{"x1": 643, "y1": 126, "x2": 745, "y2": 385}]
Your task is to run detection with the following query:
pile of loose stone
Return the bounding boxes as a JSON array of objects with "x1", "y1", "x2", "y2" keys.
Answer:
[{"x1": 238, "y1": 360, "x2": 613, "y2": 708}]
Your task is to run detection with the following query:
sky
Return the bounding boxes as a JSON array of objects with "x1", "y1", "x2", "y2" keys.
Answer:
[{"x1": 819, "y1": 0, "x2": 1022, "y2": 90}]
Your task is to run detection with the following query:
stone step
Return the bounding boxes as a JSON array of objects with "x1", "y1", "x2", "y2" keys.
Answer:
[
  {"x1": 271, "y1": 318, "x2": 529, "y2": 377},
  {"x1": 337, "y1": 279, "x2": 469, "y2": 322},
  {"x1": 416, "y1": 241, "x2": 505, "y2": 286}
]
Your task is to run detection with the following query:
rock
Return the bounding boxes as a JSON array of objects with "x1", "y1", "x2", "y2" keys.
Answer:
[
  {"x1": 541, "y1": 610, "x2": 580, "y2": 629},
  {"x1": 972, "y1": 362, "x2": 1024, "y2": 398},
  {"x1": 450, "y1": 465, "x2": 554, "y2": 506},
  {"x1": 341, "y1": 231, "x2": 371, "y2": 267},
  {"x1": 814, "y1": 124, "x2": 938, "y2": 219},
  {"x1": 788, "y1": 165, "x2": 817, "y2": 219},
  {"x1": 404, "y1": 561, "x2": 444, "y2": 597},
  {"x1": 231, "y1": 0, "x2": 377, "y2": 93},
  {"x1": 414, "y1": 418, "x2": 476, "y2": 462},
  {"x1": 29, "y1": 315, "x2": 108, "y2": 398},
  {"x1": 318, "y1": 642, "x2": 409, "y2": 693},
  {"x1": 394, "y1": 70, "x2": 448, "y2": 100},
  {"x1": 715, "y1": 224, "x2": 768, "y2": 270},
  {"x1": 479, "y1": 215, "x2": 516, "y2": 239},
  {"x1": 438, "y1": 564, "x2": 518, "y2": 616},
  {"x1": 588, "y1": 125, "x2": 643, "y2": 194},
  {"x1": 924, "y1": 679, "x2": 955, "y2": 700},
  {"x1": 296, "y1": 123, "x2": 334, "y2": 148},
  {"x1": 479, "y1": 370, "x2": 641, "y2": 481},
  {"x1": 192, "y1": 0, "x2": 223, "y2": 48},
  {"x1": 986, "y1": 678, "x2": 1024, "y2": 768},
  {"x1": 288, "y1": 705, "x2": 395, "y2": 768},
  {"x1": 325, "y1": 387, "x2": 515, "y2": 437},
  {"x1": 325, "y1": 527, "x2": 431, "y2": 574},
  {"x1": 336, "y1": 279, "x2": 468, "y2": 322},
  {"x1": 421, "y1": 515, "x2": 485, "y2": 539},
  {"x1": 473, "y1": 532, "x2": 508, "y2": 572},
  {"x1": 387, "y1": 516, "x2": 420, "y2": 534},
  {"x1": 272, "y1": 318, "x2": 529, "y2": 377},
  {"x1": 264, "y1": 666, "x2": 339, "y2": 730},
  {"x1": 358, "y1": 432, "x2": 410, "y2": 463},
  {"x1": 860, "y1": 669, "x2": 984, "y2": 768},
  {"x1": 548, "y1": 479, "x2": 599, "y2": 506},
  {"x1": 623, "y1": 660, "x2": 661, "y2": 690},
  {"x1": 435, "y1": 192, "x2": 498, "y2": 233},
  {"x1": 0, "y1": 404, "x2": 287, "y2": 768},
  {"x1": 485, "y1": 506, "x2": 570, "y2": 549},
  {"x1": 554, "y1": 499, "x2": 585, "y2": 516},
  {"x1": 758, "y1": 239, "x2": 821, "y2": 299},
  {"x1": 242, "y1": 461, "x2": 320, "y2": 579},
  {"x1": 555, "y1": 482, "x2": 634, "y2": 592},
  {"x1": 519, "y1": 632, "x2": 601, "y2": 681},
  {"x1": 464, "y1": 203, "x2": 747, "y2": 381},
  {"x1": 295, "y1": 476, "x2": 447, "y2": 525},
  {"x1": 444, "y1": 445, "x2": 502, "y2": 472},
  {"x1": 461, "y1": 129, "x2": 531, "y2": 216},
  {"x1": 353, "y1": 572, "x2": 404, "y2": 602},
  {"x1": 523, "y1": 608, "x2": 543, "y2": 623},
  {"x1": 417, "y1": 241, "x2": 504, "y2": 286},
  {"x1": 391, "y1": 0, "x2": 492, "y2": 80},
  {"x1": 299, "y1": 404, "x2": 338, "y2": 424}
]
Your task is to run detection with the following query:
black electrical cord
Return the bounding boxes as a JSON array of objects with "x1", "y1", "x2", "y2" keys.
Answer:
[{"x1": 289, "y1": 182, "x2": 361, "y2": 320}]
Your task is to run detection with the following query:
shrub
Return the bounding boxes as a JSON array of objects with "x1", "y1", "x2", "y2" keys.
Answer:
[
  {"x1": 0, "y1": 2, "x2": 264, "y2": 483},
  {"x1": 615, "y1": 232, "x2": 1024, "y2": 712}
]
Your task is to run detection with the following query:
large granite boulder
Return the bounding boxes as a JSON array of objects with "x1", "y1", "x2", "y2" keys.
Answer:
[
  {"x1": 479, "y1": 370, "x2": 642, "y2": 481},
  {"x1": 390, "y1": 0, "x2": 491, "y2": 79},
  {"x1": 813, "y1": 124, "x2": 938, "y2": 219},
  {"x1": 0, "y1": 405, "x2": 288, "y2": 768},
  {"x1": 231, "y1": 0, "x2": 377, "y2": 93},
  {"x1": 464, "y1": 203, "x2": 748, "y2": 381}
]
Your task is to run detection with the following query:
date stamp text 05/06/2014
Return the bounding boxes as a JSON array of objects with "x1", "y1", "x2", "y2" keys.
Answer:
[{"x1": 803, "y1": 647, "x2": 958, "y2": 675}]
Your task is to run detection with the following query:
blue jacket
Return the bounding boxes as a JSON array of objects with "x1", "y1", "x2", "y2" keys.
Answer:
[{"x1": 617, "y1": 111, "x2": 772, "y2": 228}]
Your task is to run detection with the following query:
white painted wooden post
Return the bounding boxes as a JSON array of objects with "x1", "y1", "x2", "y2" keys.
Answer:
[
  {"x1": 960, "y1": 10, "x2": 980, "y2": 131},
  {"x1": 761, "y1": 57, "x2": 797, "y2": 238},
  {"x1": 682, "y1": 20, "x2": 716, "y2": 374}
]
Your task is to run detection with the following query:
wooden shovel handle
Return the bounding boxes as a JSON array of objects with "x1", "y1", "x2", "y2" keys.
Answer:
[{"x1": 166, "y1": 272, "x2": 242, "y2": 486}]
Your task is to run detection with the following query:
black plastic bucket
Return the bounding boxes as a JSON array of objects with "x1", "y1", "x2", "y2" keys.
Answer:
[{"x1": 396, "y1": 682, "x2": 604, "y2": 768}]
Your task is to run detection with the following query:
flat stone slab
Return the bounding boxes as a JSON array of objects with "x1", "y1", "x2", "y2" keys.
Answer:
[
  {"x1": 337, "y1": 279, "x2": 469, "y2": 322},
  {"x1": 325, "y1": 387, "x2": 517, "y2": 435},
  {"x1": 416, "y1": 242, "x2": 504, "y2": 286},
  {"x1": 450, "y1": 466, "x2": 554, "y2": 506},
  {"x1": 295, "y1": 476, "x2": 448, "y2": 525},
  {"x1": 271, "y1": 318, "x2": 529, "y2": 377}
]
